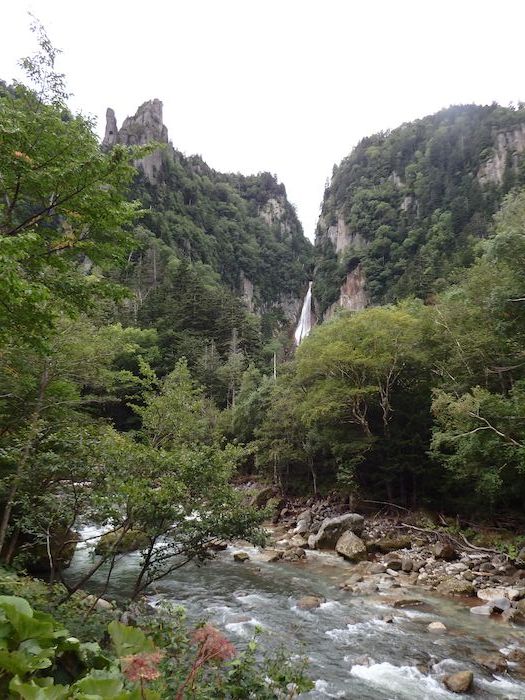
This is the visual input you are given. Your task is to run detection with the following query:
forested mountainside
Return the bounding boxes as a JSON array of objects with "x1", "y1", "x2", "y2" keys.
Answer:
[
  {"x1": 314, "y1": 103, "x2": 525, "y2": 315},
  {"x1": 102, "y1": 101, "x2": 312, "y2": 394}
]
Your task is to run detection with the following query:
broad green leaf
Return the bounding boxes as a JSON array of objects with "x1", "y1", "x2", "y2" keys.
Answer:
[
  {"x1": 9, "y1": 676, "x2": 69, "y2": 700},
  {"x1": 107, "y1": 621, "x2": 154, "y2": 657}
]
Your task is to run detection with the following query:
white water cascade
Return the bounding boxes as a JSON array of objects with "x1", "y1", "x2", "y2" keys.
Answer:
[{"x1": 294, "y1": 281, "x2": 313, "y2": 345}]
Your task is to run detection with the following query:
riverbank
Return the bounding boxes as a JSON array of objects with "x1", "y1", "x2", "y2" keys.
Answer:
[{"x1": 255, "y1": 499, "x2": 525, "y2": 620}]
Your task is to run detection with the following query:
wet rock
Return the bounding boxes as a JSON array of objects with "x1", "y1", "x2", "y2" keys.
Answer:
[
  {"x1": 462, "y1": 571, "x2": 477, "y2": 582},
  {"x1": 260, "y1": 549, "x2": 283, "y2": 563},
  {"x1": 208, "y1": 540, "x2": 228, "y2": 551},
  {"x1": 433, "y1": 542, "x2": 456, "y2": 561},
  {"x1": 428, "y1": 621, "x2": 447, "y2": 633},
  {"x1": 352, "y1": 655, "x2": 373, "y2": 665},
  {"x1": 373, "y1": 536, "x2": 412, "y2": 553},
  {"x1": 470, "y1": 603, "x2": 494, "y2": 615},
  {"x1": 341, "y1": 574, "x2": 364, "y2": 588},
  {"x1": 443, "y1": 670, "x2": 473, "y2": 693},
  {"x1": 308, "y1": 513, "x2": 364, "y2": 549},
  {"x1": 491, "y1": 597, "x2": 511, "y2": 613},
  {"x1": 392, "y1": 597, "x2": 425, "y2": 609},
  {"x1": 401, "y1": 558, "x2": 413, "y2": 573},
  {"x1": 297, "y1": 595, "x2": 325, "y2": 610},
  {"x1": 282, "y1": 546, "x2": 306, "y2": 561},
  {"x1": 478, "y1": 586, "x2": 521, "y2": 602},
  {"x1": 501, "y1": 607, "x2": 524, "y2": 624},
  {"x1": 95, "y1": 529, "x2": 148, "y2": 556},
  {"x1": 289, "y1": 534, "x2": 308, "y2": 548},
  {"x1": 474, "y1": 652, "x2": 507, "y2": 673},
  {"x1": 382, "y1": 614, "x2": 394, "y2": 623},
  {"x1": 233, "y1": 551, "x2": 250, "y2": 562},
  {"x1": 507, "y1": 648, "x2": 525, "y2": 663},
  {"x1": 437, "y1": 578, "x2": 475, "y2": 596},
  {"x1": 335, "y1": 531, "x2": 367, "y2": 562}
]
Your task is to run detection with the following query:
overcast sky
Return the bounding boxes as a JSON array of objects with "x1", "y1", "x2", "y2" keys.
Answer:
[{"x1": 2, "y1": 1, "x2": 525, "y2": 239}]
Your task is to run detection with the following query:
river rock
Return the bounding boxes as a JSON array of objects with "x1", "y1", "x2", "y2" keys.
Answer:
[
  {"x1": 373, "y1": 536, "x2": 412, "y2": 553},
  {"x1": 282, "y1": 546, "x2": 306, "y2": 561},
  {"x1": 368, "y1": 562, "x2": 387, "y2": 574},
  {"x1": 308, "y1": 513, "x2": 364, "y2": 549},
  {"x1": 478, "y1": 586, "x2": 521, "y2": 602},
  {"x1": 433, "y1": 542, "x2": 456, "y2": 560},
  {"x1": 293, "y1": 520, "x2": 309, "y2": 535},
  {"x1": 233, "y1": 551, "x2": 250, "y2": 562},
  {"x1": 515, "y1": 547, "x2": 525, "y2": 567},
  {"x1": 474, "y1": 652, "x2": 507, "y2": 673},
  {"x1": 208, "y1": 540, "x2": 228, "y2": 551},
  {"x1": 289, "y1": 534, "x2": 308, "y2": 548},
  {"x1": 296, "y1": 509, "x2": 312, "y2": 527},
  {"x1": 443, "y1": 670, "x2": 473, "y2": 693},
  {"x1": 437, "y1": 578, "x2": 475, "y2": 596},
  {"x1": 515, "y1": 599, "x2": 525, "y2": 615},
  {"x1": 491, "y1": 597, "x2": 511, "y2": 613},
  {"x1": 297, "y1": 595, "x2": 325, "y2": 610},
  {"x1": 335, "y1": 531, "x2": 367, "y2": 562},
  {"x1": 470, "y1": 603, "x2": 493, "y2": 615},
  {"x1": 261, "y1": 549, "x2": 283, "y2": 563},
  {"x1": 428, "y1": 621, "x2": 447, "y2": 633},
  {"x1": 384, "y1": 557, "x2": 402, "y2": 571},
  {"x1": 401, "y1": 558, "x2": 413, "y2": 572}
]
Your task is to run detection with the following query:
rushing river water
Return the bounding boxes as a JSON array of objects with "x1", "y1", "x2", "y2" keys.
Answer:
[{"x1": 67, "y1": 530, "x2": 525, "y2": 699}]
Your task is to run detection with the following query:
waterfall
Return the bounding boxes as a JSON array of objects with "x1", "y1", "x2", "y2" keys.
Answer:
[{"x1": 294, "y1": 281, "x2": 313, "y2": 345}]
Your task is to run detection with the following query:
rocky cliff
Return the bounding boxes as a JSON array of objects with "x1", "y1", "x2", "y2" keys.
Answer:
[
  {"x1": 106, "y1": 101, "x2": 312, "y2": 325},
  {"x1": 102, "y1": 99, "x2": 170, "y2": 183},
  {"x1": 313, "y1": 104, "x2": 525, "y2": 315}
]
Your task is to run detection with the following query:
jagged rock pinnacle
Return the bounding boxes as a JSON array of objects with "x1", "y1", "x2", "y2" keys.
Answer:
[{"x1": 102, "y1": 99, "x2": 170, "y2": 182}]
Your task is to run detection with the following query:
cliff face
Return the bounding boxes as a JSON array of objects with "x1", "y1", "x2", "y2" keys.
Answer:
[
  {"x1": 102, "y1": 99, "x2": 170, "y2": 183},
  {"x1": 314, "y1": 104, "x2": 525, "y2": 315},
  {"x1": 108, "y1": 101, "x2": 312, "y2": 324}
]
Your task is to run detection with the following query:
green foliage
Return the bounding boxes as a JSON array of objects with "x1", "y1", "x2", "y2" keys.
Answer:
[
  {"x1": 0, "y1": 24, "x2": 146, "y2": 350},
  {"x1": 315, "y1": 103, "x2": 525, "y2": 311},
  {"x1": 0, "y1": 593, "x2": 312, "y2": 700}
]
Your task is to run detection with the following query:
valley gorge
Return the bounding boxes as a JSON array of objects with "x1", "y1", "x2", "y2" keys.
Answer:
[{"x1": 4, "y1": 44, "x2": 525, "y2": 698}]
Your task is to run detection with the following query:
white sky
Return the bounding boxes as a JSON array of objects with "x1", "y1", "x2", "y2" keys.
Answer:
[{"x1": 2, "y1": 1, "x2": 525, "y2": 239}]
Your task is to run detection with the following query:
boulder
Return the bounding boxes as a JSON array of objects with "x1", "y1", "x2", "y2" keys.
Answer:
[
  {"x1": 95, "y1": 529, "x2": 149, "y2": 556},
  {"x1": 443, "y1": 670, "x2": 473, "y2": 693},
  {"x1": 233, "y1": 551, "x2": 250, "y2": 563},
  {"x1": 368, "y1": 562, "x2": 387, "y2": 574},
  {"x1": 433, "y1": 542, "x2": 456, "y2": 561},
  {"x1": 250, "y1": 486, "x2": 277, "y2": 509},
  {"x1": 297, "y1": 595, "x2": 325, "y2": 610},
  {"x1": 428, "y1": 621, "x2": 447, "y2": 633},
  {"x1": 490, "y1": 597, "x2": 511, "y2": 613},
  {"x1": 515, "y1": 599, "x2": 525, "y2": 615},
  {"x1": 335, "y1": 531, "x2": 367, "y2": 562},
  {"x1": 308, "y1": 513, "x2": 364, "y2": 549},
  {"x1": 437, "y1": 578, "x2": 475, "y2": 596},
  {"x1": 391, "y1": 597, "x2": 425, "y2": 609},
  {"x1": 515, "y1": 547, "x2": 525, "y2": 568},
  {"x1": 401, "y1": 558, "x2": 413, "y2": 573}
]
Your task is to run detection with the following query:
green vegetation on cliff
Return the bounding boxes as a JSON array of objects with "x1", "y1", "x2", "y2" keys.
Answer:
[{"x1": 315, "y1": 103, "x2": 525, "y2": 311}]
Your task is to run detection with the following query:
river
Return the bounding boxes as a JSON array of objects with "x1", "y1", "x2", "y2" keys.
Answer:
[{"x1": 67, "y1": 531, "x2": 525, "y2": 699}]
